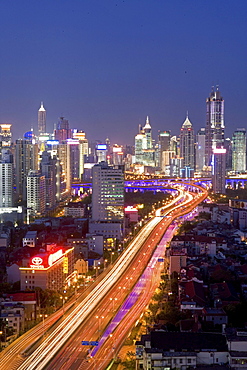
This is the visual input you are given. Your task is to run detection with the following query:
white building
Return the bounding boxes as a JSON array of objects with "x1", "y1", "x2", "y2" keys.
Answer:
[{"x1": 0, "y1": 149, "x2": 13, "y2": 207}]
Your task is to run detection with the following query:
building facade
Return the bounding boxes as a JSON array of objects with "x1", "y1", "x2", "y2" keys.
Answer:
[
  {"x1": 232, "y1": 128, "x2": 246, "y2": 173},
  {"x1": 180, "y1": 115, "x2": 195, "y2": 174},
  {"x1": 38, "y1": 102, "x2": 46, "y2": 134}
]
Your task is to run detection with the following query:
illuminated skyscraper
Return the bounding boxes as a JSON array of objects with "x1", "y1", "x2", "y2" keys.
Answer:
[
  {"x1": 27, "y1": 170, "x2": 46, "y2": 217},
  {"x1": 15, "y1": 138, "x2": 39, "y2": 201},
  {"x1": 205, "y1": 87, "x2": 224, "y2": 168},
  {"x1": 195, "y1": 128, "x2": 206, "y2": 172},
  {"x1": 158, "y1": 131, "x2": 170, "y2": 169},
  {"x1": 180, "y1": 114, "x2": 195, "y2": 171},
  {"x1": 90, "y1": 162, "x2": 124, "y2": 240},
  {"x1": 0, "y1": 124, "x2": 12, "y2": 149},
  {"x1": 0, "y1": 149, "x2": 13, "y2": 207},
  {"x1": 38, "y1": 102, "x2": 46, "y2": 134},
  {"x1": 232, "y1": 129, "x2": 246, "y2": 173},
  {"x1": 134, "y1": 116, "x2": 154, "y2": 166}
]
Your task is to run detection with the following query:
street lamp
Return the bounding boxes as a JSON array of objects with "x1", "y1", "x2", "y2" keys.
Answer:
[
  {"x1": 110, "y1": 252, "x2": 115, "y2": 264},
  {"x1": 60, "y1": 295, "x2": 68, "y2": 315},
  {"x1": 104, "y1": 259, "x2": 108, "y2": 270},
  {"x1": 39, "y1": 314, "x2": 48, "y2": 335},
  {"x1": 95, "y1": 315, "x2": 104, "y2": 333},
  {"x1": 109, "y1": 297, "x2": 118, "y2": 311}
]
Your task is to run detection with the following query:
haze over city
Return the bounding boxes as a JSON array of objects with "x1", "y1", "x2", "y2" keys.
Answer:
[{"x1": 1, "y1": 0, "x2": 247, "y2": 143}]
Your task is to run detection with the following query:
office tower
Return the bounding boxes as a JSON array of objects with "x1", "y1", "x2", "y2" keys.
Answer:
[
  {"x1": 73, "y1": 130, "x2": 88, "y2": 180},
  {"x1": 134, "y1": 131, "x2": 145, "y2": 164},
  {"x1": 0, "y1": 124, "x2": 12, "y2": 149},
  {"x1": 170, "y1": 136, "x2": 178, "y2": 155},
  {"x1": 90, "y1": 162, "x2": 124, "y2": 240},
  {"x1": 92, "y1": 162, "x2": 124, "y2": 221},
  {"x1": 205, "y1": 87, "x2": 224, "y2": 167},
  {"x1": 40, "y1": 151, "x2": 57, "y2": 209},
  {"x1": 54, "y1": 117, "x2": 72, "y2": 142},
  {"x1": 161, "y1": 150, "x2": 175, "y2": 174},
  {"x1": 27, "y1": 170, "x2": 46, "y2": 217},
  {"x1": 38, "y1": 102, "x2": 46, "y2": 134},
  {"x1": 57, "y1": 143, "x2": 71, "y2": 195},
  {"x1": 0, "y1": 149, "x2": 13, "y2": 207},
  {"x1": 158, "y1": 131, "x2": 170, "y2": 169},
  {"x1": 67, "y1": 139, "x2": 80, "y2": 181},
  {"x1": 96, "y1": 144, "x2": 107, "y2": 163},
  {"x1": 232, "y1": 129, "x2": 246, "y2": 173},
  {"x1": 213, "y1": 148, "x2": 226, "y2": 193},
  {"x1": 15, "y1": 139, "x2": 39, "y2": 201},
  {"x1": 195, "y1": 128, "x2": 206, "y2": 172},
  {"x1": 224, "y1": 138, "x2": 232, "y2": 171},
  {"x1": 180, "y1": 114, "x2": 195, "y2": 171},
  {"x1": 112, "y1": 145, "x2": 124, "y2": 166},
  {"x1": 134, "y1": 116, "x2": 155, "y2": 166}
]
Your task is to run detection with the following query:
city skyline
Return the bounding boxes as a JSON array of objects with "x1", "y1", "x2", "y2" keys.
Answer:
[{"x1": 0, "y1": 1, "x2": 247, "y2": 144}]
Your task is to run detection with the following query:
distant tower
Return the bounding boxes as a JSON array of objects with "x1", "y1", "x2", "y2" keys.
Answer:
[
  {"x1": 232, "y1": 129, "x2": 246, "y2": 173},
  {"x1": 195, "y1": 128, "x2": 206, "y2": 172},
  {"x1": 0, "y1": 124, "x2": 12, "y2": 149},
  {"x1": 0, "y1": 149, "x2": 13, "y2": 207},
  {"x1": 180, "y1": 114, "x2": 195, "y2": 171},
  {"x1": 134, "y1": 116, "x2": 154, "y2": 166},
  {"x1": 27, "y1": 170, "x2": 46, "y2": 216},
  {"x1": 205, "y1": 87, "x2": 224, "y2": 167},
  {"x1": 38, "y1": 102, "x2": 46, "y2": 134}
]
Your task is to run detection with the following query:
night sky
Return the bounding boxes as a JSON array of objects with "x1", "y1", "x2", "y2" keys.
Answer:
[{"x1": 0, "y1": 0, "x2": 247, "y2": 144}]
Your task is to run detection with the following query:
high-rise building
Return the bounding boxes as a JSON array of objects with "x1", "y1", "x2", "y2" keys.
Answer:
[
  {"x1": 90, "y1": 162, "x2": 124, "y2": 240},
  {"x1": 15, "y1": 139, "x2": 39, "y2": 202},
  {"x1": 134, "y1": 116, "x2": 155, "y2": 166},
  {"x1": 180, "y1": 114, "x2": 195, "y2": 172},
  {"x1": 0, "y1": 149, "x2": 13, "y2": 207},
  {"x1": 38, "y1": 102, "x2": 46, "y2": 134},
  {"x1": 212, "y1": 148, "x2": 226, "y2": 194},
  {"x1": 54, "y1": 117, "x2": 72, "y2": 142},
  {"x1": 158, "y1": 131, "x2": 170, "y2": 169},
  {"x1": 92, "y1": 162, "x2": 124, "y2": 222},
  {"x1": 40, "y1": 151, "x2": 57, "y2": 209},
  {"x1": 0, "y1": 124, "x2": 12, "y2": 149},
  {"x1": 112, "y1": 145, "x2": 124, "y2": 166},
  {"x1": 205, "y1": 87, "x2": 224, "y2": 168},
  {"x1": 224, "y1": 138, "x2": 232, "y2": 171},
  {"x1": 232, "y1": 129, "x2": 246, "y2": 173},
  {"x1": 73, "y1": 130, "x2": 88, "y2": 180},
  {"x1": 27, "y1": 170, "x2": 46, "y2": 217},
  {"x1": 195, "y1": 128, "x2": 206, "y2": 172}
]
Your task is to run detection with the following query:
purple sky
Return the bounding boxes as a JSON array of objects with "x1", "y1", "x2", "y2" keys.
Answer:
[{"x1": 0, "y1": 1, "x2": 247, "y2": 145}]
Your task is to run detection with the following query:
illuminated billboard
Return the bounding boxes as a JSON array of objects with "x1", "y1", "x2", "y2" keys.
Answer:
[{"x1": 97, "y1": 144, "x2": 107, "y2": 150}]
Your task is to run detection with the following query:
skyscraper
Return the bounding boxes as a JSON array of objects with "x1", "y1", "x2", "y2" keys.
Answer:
[
  {"x1": 15, "y1": 138, "x2": 39, "y2": 201},
  {"x1": 92, "y1": 162, "x2": 124, "y2": 222},
  {"x1": 232, "y1": 129, "x2": 246, "y2": 173},
  {"x1": 195, "y1": 128, "x2": 206, "y2": 172},
  {"x1": 180, "y1": 114, "x2": 195, "y2": 172},
  {"x1": 205, "y1": 87, "x2": 224, "y2": 167},
  {"x1": 0, "y1": 149, "x2": 13, "y2": 207},
  {"x1": 90, "y1": 162, "x2": 124, "y2": 240},
  {"x1": 27, "y1": 170, "x2": 46, "y2": 217},
  {"x1": 38, "y1": 102, "x2": 46, "y2": 134},
  {"x1": 40, "y1": 151, "x2": 57, "y2": 209},
  {"x1": 0, "y1": 124, "x2": 12, "y2": 149},
  {"x1": 158, "y1": 131, "x2": 170, "y2": 169},
  {"x1": 54, "y1": 116, "x2": 72, "y2": 141},
  {"x1": 134, "y1": 116, "x2": 155, "y2": 166}
]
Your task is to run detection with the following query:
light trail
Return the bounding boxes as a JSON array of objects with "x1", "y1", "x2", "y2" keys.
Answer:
[
  {"x1": 18, "y1": 189, "x2": 186, "y2": 370},
  {"x1": 15, "y1": 182, "x2": 207, "y2": 370}
]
